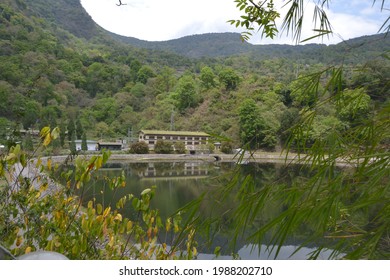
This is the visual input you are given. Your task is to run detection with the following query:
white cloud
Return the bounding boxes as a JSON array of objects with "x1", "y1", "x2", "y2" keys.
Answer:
[{"x1": 80, "y1": 0, "x2": 388, "y2": 45}]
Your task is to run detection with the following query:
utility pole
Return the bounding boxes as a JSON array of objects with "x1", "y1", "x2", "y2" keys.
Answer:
[
  {"x1": 128, "y1": 127, "x2": 132, "y2": 143},
  {"x1": 170, "y1": 110, "x2": 175, "y2": 131}
]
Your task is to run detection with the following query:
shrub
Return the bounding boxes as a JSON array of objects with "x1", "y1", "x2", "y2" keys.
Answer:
[
  {"x1": 221, "y1": 141, "x2": 233, "y2": 154},
  {"x1": 154, "y1": 140, "x2": 173, "y2": 154},
  {"x1": 130, "y1": 141, "x2": 149, "y2": 154},
  {"x1": 174, "y1": 141, "x2": 186, "y2": 154}
]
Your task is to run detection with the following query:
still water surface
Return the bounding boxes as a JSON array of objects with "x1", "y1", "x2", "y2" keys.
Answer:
[{"x1": 84, "y1": 161, "x2": 336, "y2": 259}]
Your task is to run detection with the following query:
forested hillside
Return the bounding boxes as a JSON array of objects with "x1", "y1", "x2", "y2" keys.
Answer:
[{"x1": 0, "y1": 0, "x2": 389, "y2": 153}]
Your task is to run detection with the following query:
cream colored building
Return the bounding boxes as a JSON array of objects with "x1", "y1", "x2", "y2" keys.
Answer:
[{"x1": 138, "y1": 130, "x2": 210, "y2": 151}]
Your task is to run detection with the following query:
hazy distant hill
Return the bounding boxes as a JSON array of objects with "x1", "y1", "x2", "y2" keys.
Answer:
[
  {"x1": 111, "y1": 31, "x2": 390, "y2": 62},
  {"x1": 7, "y1": 0, "x2": 390, "y2": 61},
  {"x1": 109, "y1": 32, "x2": 254, "y2": 58}
]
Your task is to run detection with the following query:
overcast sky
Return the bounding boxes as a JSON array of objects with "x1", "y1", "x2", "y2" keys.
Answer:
[{"x1": 80, "y1": 0, "x2": 389, "y2": 45}]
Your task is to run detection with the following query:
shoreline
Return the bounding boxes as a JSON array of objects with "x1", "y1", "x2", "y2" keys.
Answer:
[
  {"x1": 44, "y1": 152, "x2": 302, "y2": 164},
  {"x1": 43, "y1": 151, "x2": 354, "y2": 167}
]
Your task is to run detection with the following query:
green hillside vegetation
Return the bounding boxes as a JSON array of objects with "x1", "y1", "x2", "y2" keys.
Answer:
[
  {"x1": 0, "y1": 0, "x2": 388, "y2": 156},
  {"x1": 0, "y1": 0, "x2": 389, "y2": 260}
]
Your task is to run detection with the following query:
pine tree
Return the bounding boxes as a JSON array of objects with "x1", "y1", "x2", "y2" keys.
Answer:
[
  {"x1": 67, "y1": 119, "x2": 75, "y2": 142},
  {"x1": 81, "y1": 132, "x2": 88, "y2": 151}
]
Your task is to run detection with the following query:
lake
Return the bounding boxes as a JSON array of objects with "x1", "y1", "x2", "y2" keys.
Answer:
[{"x1": 83, "y1": 160, "x2": 339, "y2": 259}]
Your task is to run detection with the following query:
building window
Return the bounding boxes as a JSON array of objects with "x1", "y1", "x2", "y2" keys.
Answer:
[{"x1": 149, "y1": 141, "x2": 155, "y2": 144}]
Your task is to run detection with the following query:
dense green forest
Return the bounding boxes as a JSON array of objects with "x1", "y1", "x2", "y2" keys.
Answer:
[{"x1": 0, "y1": 0, "x2": 389, "y2": 153}]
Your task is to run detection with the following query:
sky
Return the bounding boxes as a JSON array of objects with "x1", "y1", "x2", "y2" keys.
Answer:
[{"x1": 80, "y1": 0, "x2": 389, "y2": 45}]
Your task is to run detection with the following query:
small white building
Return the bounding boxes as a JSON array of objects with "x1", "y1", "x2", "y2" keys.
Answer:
[{"x1": 74, "y1": 140, "x2": 97, "y2": 151}]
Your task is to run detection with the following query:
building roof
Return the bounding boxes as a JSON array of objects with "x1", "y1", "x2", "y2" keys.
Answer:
[
  {"x1": 97, "y1": 142, "x2": 122, "y2": 146},
  {"x1": 139, "y1": 130, "x2": 210, "y2": 137}
]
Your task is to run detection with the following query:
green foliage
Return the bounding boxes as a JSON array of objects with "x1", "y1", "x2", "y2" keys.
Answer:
[
  {"x1": 70, "y1": 131, "x2": 77, "y2": 154},
  {"x1": 228, "y1": 0, "x2": 280, "y2": 41},
  {"x1": 230, "y1": 0, "x2": 333, "y2": 43},
  {"x1": 173, "y1": 141, "x2": 186, "y2": 154},
  {"x1": 130, "y1": 141, "x2": 149, "y2": 154},
  {"x1": 336, "y1": 88, "x2": 371, "y2": 123},
  {"x1": 154, "y1": 140, "x2": 174, "y2": 154},
  {"x1": 92, "y1": 98, "x2": 119, "y2": 124},
  {"x1": 67, "y1": 119, "x2": 75, "y2": 142},
  {"x1": 81, "y1": 132, "x2": 87, "y2": 151},
  {"x1": 289, "y1": 75, "x2": 322, "y2": 108},
  {"x1": 0, "y1": 0, "x2": 389, "y2": 260},
  {"x1": 137, "y1": 65, "x2": 156, "y2": 84},
  {"x1": 221, "y1": 141, "x2": 233, "y2": 154},
  {"x1": 76, "y1": 119, "x2": 84, "y2": 140},
  {"x1": 200, "y1": 66, "x2": 216, "y2": 90},
  {"x1": 238, "y1": 99, "x2": 276, "y2": 150},
  {"x1": 174, "y1": 75, "x2": 199, "y2": 112},
  {"x1": 218, "y1": 67, "x2": 240, "y2": 91},
  {"x1": 0, "y1": 117, "x2": 11, "y2": 143},
  {"x1": 0, "y1": 127, "x2": 198, "y2": 260},
  {"x1": 220, "y1": 0, "x2": 390, "y2": 260}
]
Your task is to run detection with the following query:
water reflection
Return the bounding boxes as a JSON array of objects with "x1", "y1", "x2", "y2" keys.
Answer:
[
  {"x1": 85, "y1": 161, "x2": 338, "y2": 259},
  {"x1": 199, "y1": 244, "x2": 333, "y2": 260}
]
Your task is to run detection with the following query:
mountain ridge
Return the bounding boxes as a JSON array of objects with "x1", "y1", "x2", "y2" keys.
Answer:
[{"x1": 16, "y1": 0, "x2": 389, "y2": 60}]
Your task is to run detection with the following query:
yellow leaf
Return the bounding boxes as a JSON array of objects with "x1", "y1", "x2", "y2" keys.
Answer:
[
  {"x1": 88, "y1": 200, "x2": 93, "y2": 209},
  {"x1": 16, "y1": 236, "x2": 23, "y2": 247},
  {"x1": 47, "y1": 159, "x2": 52, "y2": 171},
  {"x1": 108, "y1": 236, "x2": 114, "y2": 247},
  {"x1": 95, "y1": 157, "x2": 103, "y2": 170},
  {"x1": 35, "y1": 158, "x2": 42, "y2": 168},
  {"x1": 40, "y1": 183, "x2": 48, "y2": 192},
  {"x1": 96, "y1": 203, "x2": 103, "y2": 215},
  {"x1": 114, "y1": 213, "x2": 122, "y2": 222},
  {"x1": 40, "y1": 127, "x2": 50, "y2": 138},
  {"x1": 51, "y1": 127, "x2": 60, "y2": 140},
  {"x1": 25, "y1": 247, "x2": 32, "y2": 254},
  {"x1": 6, "y1": 153, "x2": 16, "y2": 161},
  {"x1": 103, "y1": 206, "x2": 111, "y2": 217},
  {"x1": 141, "y1": 188, "x2": 151, "y2": 196},
  {"x1": 43, "y1": 133, "x2": 51, "y2": 146},
  {"x1": 96, "y1": 215, "x2": 103, "y2": 223}
]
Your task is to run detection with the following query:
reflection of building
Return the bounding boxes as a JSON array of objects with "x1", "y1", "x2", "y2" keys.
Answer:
[
  {"x1": 138, "y1": 162, "x2": 209, "y2": 180},
  {"x1": 138, "y1": 130, "x2": 210, "y2": 152}
]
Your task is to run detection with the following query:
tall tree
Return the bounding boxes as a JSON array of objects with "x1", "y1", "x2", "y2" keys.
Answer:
[
  {"x1": 174, "y1": 75, "x2": 199, "y2": 112},
  {"x1": 76, "y1": 118, "x2": 84, "y2": 139},
  {"x1": 67, "y1": 119, "x2": 75, "y2": 142},
  {"x1": 238, "y1": 99, "x2": 274, "y2": 149},
  {"x1": 218, "y1": 67, "x2": 240, "y2": 91},
  {"x1": 81, "y1": 132, "x2": 87, "y2": 151},
  {"x1": 200, "y1": 66, "x2": 216, "y2": 90}
]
